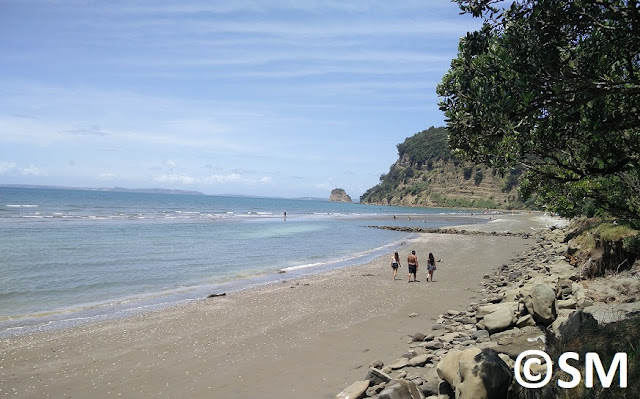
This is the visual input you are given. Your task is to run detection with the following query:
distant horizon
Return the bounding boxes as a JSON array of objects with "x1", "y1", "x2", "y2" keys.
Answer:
[
  {"x1": 0, "y1": 183, "x2": 338, "y2": 201},
  {"x1": 1, "y1": 2, "x2": 481, "y2": 199}
]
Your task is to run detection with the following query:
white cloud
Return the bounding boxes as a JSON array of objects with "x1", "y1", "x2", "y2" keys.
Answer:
[
  {"x1": 153, "y1": 174, "x2": 198, "y2": 184},
  {"x1": 0, "y1": 161, "x2": 17, "y2": 174},
  {"x1": 21, "y1": 165, "x2": 48, "y2": 176},
  {"x1": 203, "y1": 173, "x2": 242, "y2": 184},
  {"x1": 99, "y1": 172, "x2": 117, "y2": 180},
  {"x1": 165, "y1": 160, "x2": 177, "y2": 169}
]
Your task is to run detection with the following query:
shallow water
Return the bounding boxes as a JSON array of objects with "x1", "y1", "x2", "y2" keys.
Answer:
[{"x1": 0, "y1": 186, "x2": 481, "y2": 336}]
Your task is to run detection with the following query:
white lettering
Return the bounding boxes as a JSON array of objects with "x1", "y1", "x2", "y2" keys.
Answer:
[{"x1": 557, "y1": 352, "x2": 581, "y2": 389}]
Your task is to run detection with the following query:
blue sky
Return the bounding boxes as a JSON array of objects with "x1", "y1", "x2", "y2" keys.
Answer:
[{"x1": 0, "y1": 0, "x2": 481, "y2": 199}]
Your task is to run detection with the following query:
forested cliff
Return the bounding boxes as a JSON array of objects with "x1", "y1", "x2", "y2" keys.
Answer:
[{"x1": 360, "y1": 127, "x2": 527, "y2": 209}]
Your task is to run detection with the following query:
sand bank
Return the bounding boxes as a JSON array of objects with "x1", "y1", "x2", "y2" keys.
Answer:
[{"x1": 1, "y1": 214, "x2": 561, "y2": 398}]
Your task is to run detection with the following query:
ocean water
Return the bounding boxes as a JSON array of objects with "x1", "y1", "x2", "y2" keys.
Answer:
[{"x1": 0, "y1": 186, "x2": 480, "y2": 337}]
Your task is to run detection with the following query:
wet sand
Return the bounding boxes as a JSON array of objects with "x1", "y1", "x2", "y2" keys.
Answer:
[{"x1": 0, "y1": 214, "x2": 562, "y2": 398}]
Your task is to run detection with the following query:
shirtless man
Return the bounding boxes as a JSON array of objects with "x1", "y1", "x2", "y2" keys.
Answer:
[{"x1": 407, "y1": 250, "x2": 418, "y2": 282}]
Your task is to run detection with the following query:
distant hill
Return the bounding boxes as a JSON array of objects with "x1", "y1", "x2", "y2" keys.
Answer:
[
  {"x1": 360, "y1": 127, "x2": 526, "y2": 209},
  {"x1": 1, "y1": 184, "x2": 205, "y2": 196}
]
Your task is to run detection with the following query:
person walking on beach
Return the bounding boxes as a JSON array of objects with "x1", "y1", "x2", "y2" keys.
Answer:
[
  {"x1": 427, "y1": 252, "x2": 436, "y2": 282},
  {"x1": 391, "y1": 251, "x2": 401, "y2": 280},
  {"x1": 407, "y1": 250, "x2": 418, "y2": 282}
]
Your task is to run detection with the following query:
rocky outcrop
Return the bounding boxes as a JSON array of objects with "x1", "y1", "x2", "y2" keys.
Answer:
[
  {"x1": 336, "y1": 224, "x2": 640, "y2": 399},
  {"x1": 329, "y1": 188, "x2": 352, "y2": 203}
]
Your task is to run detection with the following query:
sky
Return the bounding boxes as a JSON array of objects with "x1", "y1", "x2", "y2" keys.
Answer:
[{"x1": 0, "y1": 0, "x2": 482, "y2": 199}]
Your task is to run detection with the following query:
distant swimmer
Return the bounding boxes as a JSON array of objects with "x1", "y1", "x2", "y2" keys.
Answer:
[{"x1": 284, "y1": 211, "x2": 287, "y2": 221}]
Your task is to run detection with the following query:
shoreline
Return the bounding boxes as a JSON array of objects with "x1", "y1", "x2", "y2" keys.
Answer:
[
  {"x1": 0, "y1": 213, "x2": 495, "y2": 338},
  {"x1": 0, "y1": 213, "x2": 563, "y2": 398}
]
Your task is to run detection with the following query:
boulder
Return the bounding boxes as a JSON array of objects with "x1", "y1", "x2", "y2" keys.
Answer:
[
  {"x1": 370, "y1": 360, "x2": 385, "y2": 369},
  {"x1": 389, "y1": 357, "x2": 410, "y2": 370},
  {"x1": 365, "y1": 367, "x2": 393, "y2": 385},
  {"x1": 412, "y1": 333, "x2": 426, "y2": 342},
  {"x1": 557, "y1": 297, "x2": 577, "y2": 310},
  {"x1": 456, "y1": 349, "x2": 512, "y2": 399},
  {"x1": 476, "y1": 302, "x2": 519, "y2": 318},
  {"x1": 436, "y1": 350, "x2": 464, "y2": 386},
  {"x1": 556, "y1": 278, "x2": 573, "y2": 298},
  {"x1": 555, "y1": 310, "x2": 598, "y2": 341},
  {"x1": 483, "y1": 307, "x2": 515, "y2": 334},
  {"x1": 478, "y1": 326, "x2": 548, "y2": 359},
  {"x1": 515, "y1": 314, "x2": 536, "y2": 328},
  {"x1": 522, "y1": 284, "x2": 557, "y2": 325},
  {"x1": 336, "y1": 380, "x2": 370, "y2": 399},
  {"x1": 408, "y1": 354, "x2": 431, "y2": 367},
  {"x1": 471, "y1": 330, "x2": 490, "y2": 340},
  {"x1": 421, "y1": 341, "x2": 444, "y2": 350},
  {"x1": 367, "y1": 383, "x2": 386, "y2": 397},
  {"x1": 436, "y1": 348, "x2": 481, "y2": 386},
  {"x1": 419, "y1": 366, "x2": 440, "y2": 397},
  {"x1": 378, "y1": 379, "x2": 425, "y2": 399}
]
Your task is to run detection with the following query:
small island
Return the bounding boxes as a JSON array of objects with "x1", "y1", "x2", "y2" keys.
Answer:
[{"x1": 329, "y1": 188, "x2": 352, "y2": 203}]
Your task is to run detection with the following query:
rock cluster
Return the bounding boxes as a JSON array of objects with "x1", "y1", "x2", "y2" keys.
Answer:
[
  {"x1": 370, "y1": 226, "x2": 532, "y2": 238},
  {"x1": 336, "y1": 226, "x2": 640, "y2": 399}
]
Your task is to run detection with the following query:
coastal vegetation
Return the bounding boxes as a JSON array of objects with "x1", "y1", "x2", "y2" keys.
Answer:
[
  {"x1": 437, "y1": 0, "x2": 640, "y2": 225},
  {"x1": 360, "y1": 127, "x2": 527, "y2": 210}
]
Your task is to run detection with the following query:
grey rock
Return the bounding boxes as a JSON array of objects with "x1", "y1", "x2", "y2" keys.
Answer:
[
  {"x1": 378, "y1": 379, "x2": 425, "y2": 399},
  {"x1": 483, "y1": 307, "x2": 515, "y2": 334},
  {"x1": 370, "y1": 360, "x2": 385, "y2": 369},
  {"x1": 480, "y1": 326, "x2": 548, "y2": 359},
  {"x1": 366, "y1": 367, "x2": 393, "y2": 385},
  {"x1": 336, "y1": 380, "x2": 370, "y2": 399},
  {"x1": 412, "y1": 332, "x2": 426, "y2": 342},
  {"x1": 389, "y1": 357, "x2": 410, "y2": 370},
  {"x1": 515, "y1": 314, "x2": 536, "y2": 328},
  {"x1": 421, "y1": 341, "x2": 444, "y2": 350},
  {"x1": 367, "y1": 382, "x2": 386, "y2": 397},
  {"x1": 471, "y1": 330, "x2": 490, "y2": 339},
  {"x1": 419, "y1": 367, "x2": 440, "y2": 397},
  {"x1": 523, "y1": 284, "x2": 557, "y2": 325},
  {"x1": 556, "y1": 310, "x2": 598, "y2": 341},
  {"x1": 408, "y1": 354, "x2": 430, "y2": 367}
]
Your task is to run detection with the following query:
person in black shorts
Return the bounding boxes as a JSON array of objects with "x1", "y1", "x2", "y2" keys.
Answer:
[
  {"x1": 391, "y1": 251, "x2": 401, "y2": 280},
  {"x1": 407, "y1": 250, "x2": 418, "y2": 282}
]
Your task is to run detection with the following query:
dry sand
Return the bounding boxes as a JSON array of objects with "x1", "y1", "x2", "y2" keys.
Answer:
[{"x1": 1, "y1": 214, "x2": 564, "y2": 399}]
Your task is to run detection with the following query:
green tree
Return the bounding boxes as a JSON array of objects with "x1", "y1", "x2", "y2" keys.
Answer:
[{"x1": 437, "y1": 0, "x2": 640, "y2": 223}]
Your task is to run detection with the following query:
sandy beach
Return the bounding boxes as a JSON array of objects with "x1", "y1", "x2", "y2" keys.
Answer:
[{"x1": 1, "y1": 214, "x2": 562, "y2": 399}]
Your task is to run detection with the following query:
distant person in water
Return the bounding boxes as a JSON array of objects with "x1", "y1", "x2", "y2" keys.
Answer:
[
  {"x1": 407, "y1": 250, "x2": 418, "y2": 282},
  {"x1": 391, "y1": 251, "x2": 401, "y2": 280},
  {"x1": 284, "y1": 211, "x2": 287, "y2": 220},
  {"x1": 427, "y1": 252, "x2": 436, "y2": 282}
]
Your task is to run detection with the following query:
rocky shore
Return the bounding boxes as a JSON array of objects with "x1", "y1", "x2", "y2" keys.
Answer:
[{"x1": 337, "y1": 225, "x2": 640, "y2": 399}]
